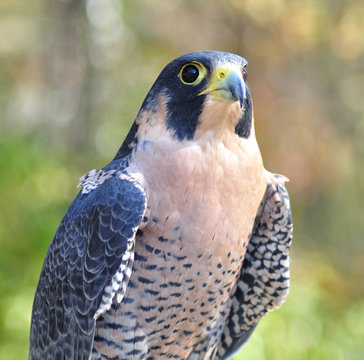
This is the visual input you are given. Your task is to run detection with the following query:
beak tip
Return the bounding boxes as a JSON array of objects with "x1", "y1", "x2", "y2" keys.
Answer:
[{"x1": 227, "y1": 73, "x2": 245, "y2": 109}]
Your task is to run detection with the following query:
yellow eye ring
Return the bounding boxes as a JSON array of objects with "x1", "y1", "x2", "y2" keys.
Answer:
[{"x1": 179, "y1": 62, "x2": 206, "y2": 85}]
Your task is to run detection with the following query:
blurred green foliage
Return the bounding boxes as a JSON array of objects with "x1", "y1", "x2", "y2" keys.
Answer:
[{"x1": 0, "y1": 0, "x2": 363, "y2": 359}]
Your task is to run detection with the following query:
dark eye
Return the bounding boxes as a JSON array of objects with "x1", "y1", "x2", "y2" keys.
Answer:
[
  {"x1": 181, "y1": 64, "x2": 199, "y2": 83},
  {"x1": 179, "y1": 62, "x2": 206, "y2": 85},
  {"x1": 243, "y1": 64, "x2": 248, "y2": 81}
]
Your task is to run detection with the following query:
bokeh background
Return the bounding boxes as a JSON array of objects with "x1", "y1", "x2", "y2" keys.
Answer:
[{"x1": 0, "y1": 0, "x2": 363, "y2": 359}]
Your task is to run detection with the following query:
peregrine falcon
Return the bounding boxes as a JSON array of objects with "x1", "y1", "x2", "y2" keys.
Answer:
[{"x1": 29, "y1": 51, "x2": 293, "y2": 360}]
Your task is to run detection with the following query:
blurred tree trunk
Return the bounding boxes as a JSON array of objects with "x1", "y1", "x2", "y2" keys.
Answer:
[{"x1": 45, "y1": 0, "x2": 94, "y2": 151}]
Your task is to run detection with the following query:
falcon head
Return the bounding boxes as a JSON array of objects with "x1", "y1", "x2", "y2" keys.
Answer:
[{"x1": 115, "y1": 51, "x2": 253, "y2": 158}]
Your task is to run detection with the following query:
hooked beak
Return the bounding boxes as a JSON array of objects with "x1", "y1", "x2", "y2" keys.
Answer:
[{"x1": 199, "y1": 66, "x2": 246, "y2": 108}]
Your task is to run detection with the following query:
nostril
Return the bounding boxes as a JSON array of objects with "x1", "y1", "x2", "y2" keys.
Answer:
[{"x1": 218, "y1": 71, "x2": 225, "y2": 80}]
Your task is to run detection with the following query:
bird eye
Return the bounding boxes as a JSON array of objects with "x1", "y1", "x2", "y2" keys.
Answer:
[
  {"x1": 181, "y1": 64, "x2": 199, "y2": 84},
  {"x1": 179, "y1": 62, "x2": 205, "y2": 85},
  {"x1": 243, "y1": 64, "x2": 248, "y2": 82}
]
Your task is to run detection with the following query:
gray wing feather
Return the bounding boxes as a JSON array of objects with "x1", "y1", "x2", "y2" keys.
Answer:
[
  {"x1": 218, "y1": 173, "x2": 293, "y2": 359},
  {"x1": 29, "y1": 168, "x2": 147, "y2": 360}
]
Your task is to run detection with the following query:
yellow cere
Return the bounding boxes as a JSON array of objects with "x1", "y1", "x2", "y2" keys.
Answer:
[{"x1": 199, "y1": 65, "x2": 244, "y2": 100}]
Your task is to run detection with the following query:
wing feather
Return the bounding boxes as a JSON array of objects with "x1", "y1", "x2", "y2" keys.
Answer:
[
  {"x1": 29, "y1": 166, "x2": 147, "y2": 360},
  {"x1": 218, "y1": 173, "x2": 293, "y2": 359}
]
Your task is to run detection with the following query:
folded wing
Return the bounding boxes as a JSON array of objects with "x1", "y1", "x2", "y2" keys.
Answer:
[
  {"x1": 29, "y1": 167, "x2": 147, "y2": 359},
  {"x1": 219, "y1": 173, "x2": 293, "y2": 359}
]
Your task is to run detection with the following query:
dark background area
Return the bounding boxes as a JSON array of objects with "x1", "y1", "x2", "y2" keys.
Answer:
[{"x1": 0, "y1": 0, "x2": 363, "y2": 358}]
